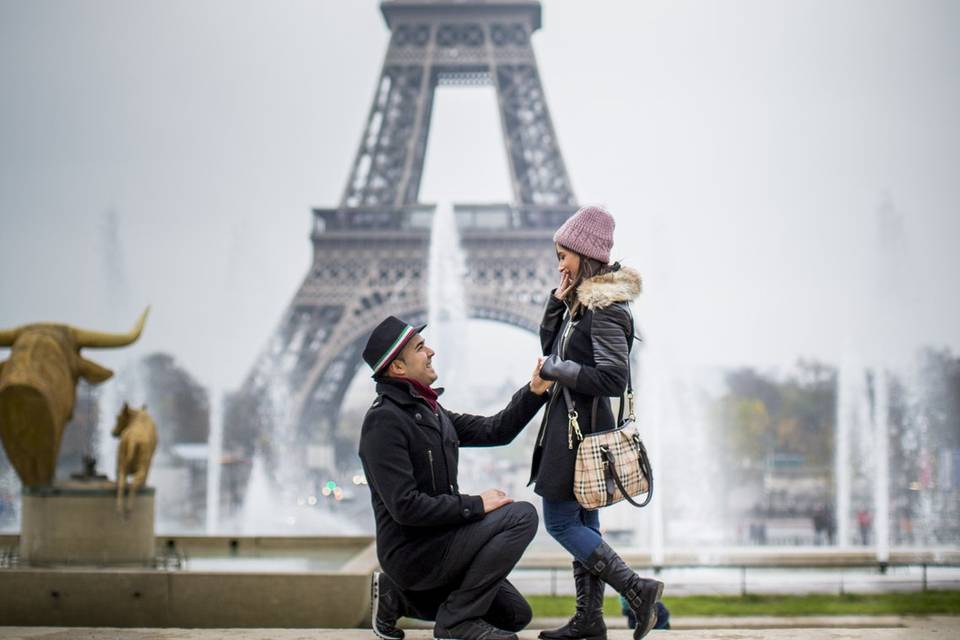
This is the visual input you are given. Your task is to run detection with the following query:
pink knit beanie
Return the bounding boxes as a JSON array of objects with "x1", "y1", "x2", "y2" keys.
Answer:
[{"x1": 553, "y1": 205, "x2": 615, "y2": 263}]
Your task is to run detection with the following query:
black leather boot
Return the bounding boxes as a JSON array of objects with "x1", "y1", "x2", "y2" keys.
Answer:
[
  {"x1": 539, "y1": 560, "x2": 607, "y2": 640},
  {"x1": 372, "y1": 571, "x2": 406, "y2": 640},
  {"x1": 585, "y1": 542, "x2": 663, "y2": 640}
]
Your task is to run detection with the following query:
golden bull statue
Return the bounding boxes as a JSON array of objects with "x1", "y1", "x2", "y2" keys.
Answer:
[{"x1": 0, "y1": 309, "x2": 149, "y2": 486}]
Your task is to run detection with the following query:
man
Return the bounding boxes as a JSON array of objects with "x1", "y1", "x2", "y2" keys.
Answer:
[{"x1": 359, "y1": 316, "x2": 552, "y2": 640}]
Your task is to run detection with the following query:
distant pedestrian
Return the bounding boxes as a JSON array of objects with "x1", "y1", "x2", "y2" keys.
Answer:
[
  {"x1": 825, "y1": 508, "x2": 836, "y2": 545},
  {"x1": 623, "y1": 596, "x2": 672, "y2": 630},
  {"x1": 812, "y1": 506, "x2": 826, "y2": 545},
  {"x1": 857, "y1": 509, "x2": 872, "y2": 545}
]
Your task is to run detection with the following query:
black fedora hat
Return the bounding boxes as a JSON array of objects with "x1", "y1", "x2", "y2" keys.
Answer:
[{"x1": 363, "y1": 316, "x2": 427, "y2": 378}]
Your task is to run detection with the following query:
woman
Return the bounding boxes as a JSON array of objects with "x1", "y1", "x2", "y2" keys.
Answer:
[{"x1": 530, "y1": 205, "x2": 663, "y2": 640}]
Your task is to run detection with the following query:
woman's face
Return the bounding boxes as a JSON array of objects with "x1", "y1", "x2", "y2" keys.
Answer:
[{"x1": 556, "y1": 244, "x2": 581, "y2": 282}]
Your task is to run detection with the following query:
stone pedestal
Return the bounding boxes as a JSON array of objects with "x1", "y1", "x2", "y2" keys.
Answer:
[{"x1": 20, "y1": 482, "x2": 155, "y2": 566}]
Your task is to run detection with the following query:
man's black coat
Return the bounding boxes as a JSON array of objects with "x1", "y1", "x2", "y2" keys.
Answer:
[{"x1": 358, "y1": 378, "x2": 547, "y2": 588}]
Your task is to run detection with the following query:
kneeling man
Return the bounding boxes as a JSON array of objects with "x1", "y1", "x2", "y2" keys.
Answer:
[{"x1": 359, "y1": 316, "x2": 552, "y2": 640}]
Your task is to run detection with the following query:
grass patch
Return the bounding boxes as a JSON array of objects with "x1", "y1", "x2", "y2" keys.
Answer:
[{"x1": 527, "y1": 591, "x2": 960, "y2": 618}]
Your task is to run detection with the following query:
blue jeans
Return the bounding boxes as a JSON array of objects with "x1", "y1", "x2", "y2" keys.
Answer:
[{"x1": 542, "y1": 498, "x2": 603, "y2": 564}]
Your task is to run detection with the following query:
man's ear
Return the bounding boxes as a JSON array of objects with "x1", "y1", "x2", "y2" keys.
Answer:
[{"x1": 388, "y1": 359, "x2": 404, "y2": 377}]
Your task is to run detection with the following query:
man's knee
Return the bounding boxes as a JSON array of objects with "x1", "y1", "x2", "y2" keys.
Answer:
[
  {"x1": 492, "y1": 597, "x2": 532, "y2": 632},
  {"x1": 509, "y1": 597, "x2": 533, "y2": 630},
  {"x1": 508, "y1": 501, "x2": 539, "y2": 538},
  {"x1": 485, "y1": 583, "x2": 532, "y2": 631}
]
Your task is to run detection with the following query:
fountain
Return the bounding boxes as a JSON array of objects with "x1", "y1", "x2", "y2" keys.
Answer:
[
  {"x1": 95, "y1": 373, "x2": 122, "y2": 482},
  {"x1": 874, "y1": 369, "x2": 891, "y2": 564},
  {"x1": 427, "y1": 201, "x2": 470, "y2": 407},
  {"x1": 835, "y1": 357, "x2": 854, "y2": 547},
  {"x1": 634, "y1": 347, "x2": 666, "y2": 567},
  {"x1": 205, "y1": 384, "x2": 223, "y2": 534}
]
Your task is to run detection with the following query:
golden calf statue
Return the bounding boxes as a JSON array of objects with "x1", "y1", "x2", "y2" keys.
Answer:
[
  {"x1": 112, "y1": 402, "x2": 157, "y2": 513},
  {"x1": 0, "y1": 309, "x2": 149, "y2": 486}
]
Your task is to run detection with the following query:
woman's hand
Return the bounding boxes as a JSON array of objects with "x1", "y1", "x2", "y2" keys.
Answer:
[
  {"x1": 553, "y1": 271, "x2": 575, "y2": 301},
  {"x1": 529, "y1": 357, "x2": 554, "y2": 395}
]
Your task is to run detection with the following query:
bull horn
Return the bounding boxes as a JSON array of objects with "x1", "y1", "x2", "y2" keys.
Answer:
[
  {"x1": 0, "y1": 326, "x2": 22, "y2": 347},
  {"x1": 72, "y1": 307, "x2": 150, "y2": 348}
]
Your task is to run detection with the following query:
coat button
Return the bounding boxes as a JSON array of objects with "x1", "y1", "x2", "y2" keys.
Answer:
[
  {"x1": 415, "y1": 413, "x2": 422, "y2": 420},
  {"x1": 462, "y1": 508, "x2": 471, "y2": 517}
]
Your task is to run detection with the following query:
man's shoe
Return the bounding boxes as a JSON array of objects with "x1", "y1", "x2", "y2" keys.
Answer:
[
  {"x1": 434, "y1": 618, "x2": 518, "y2": 640},
  {"x1": 372, "y1": 571, "x2": 406, "y2": 640},
  {"x1": 585, "y1": 542, "x2": 663, "y2": 640},
  {"x1": 539, "y1": 560, "x2": 606, "y2": 640}
]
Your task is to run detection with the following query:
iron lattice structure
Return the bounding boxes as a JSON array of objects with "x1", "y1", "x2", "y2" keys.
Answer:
[{"x1": 228, "y1": 1, "x2": 581, "y2": 479}]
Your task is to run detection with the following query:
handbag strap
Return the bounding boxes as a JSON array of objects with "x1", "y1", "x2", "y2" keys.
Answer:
[
  {"x1": 601, "y1": 437, "x2": 654, "y2": 508},
  {"x1": 560, "y1": 313, "x2": 637, "y2": 442},
  {"x1": 592, "y1": 363, "x2": 634, "y2": 428}
]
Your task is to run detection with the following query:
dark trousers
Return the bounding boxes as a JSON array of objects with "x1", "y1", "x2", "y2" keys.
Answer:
[
  {"x1": 401, "y1": 501, "x2": 538, "y2": 629},
  {"x1": 404, "y1": 579, "x2": 531, "y2": 632}
]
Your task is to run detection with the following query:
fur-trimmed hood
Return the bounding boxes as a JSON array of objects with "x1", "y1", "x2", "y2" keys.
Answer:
[{"x1": 576, "y1": 266, "x2": 642, "y2": 310}]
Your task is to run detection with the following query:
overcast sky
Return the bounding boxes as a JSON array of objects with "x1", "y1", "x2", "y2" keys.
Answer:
[{"x1": 2, "y1": 0, "x2": 958, "y2": 400}]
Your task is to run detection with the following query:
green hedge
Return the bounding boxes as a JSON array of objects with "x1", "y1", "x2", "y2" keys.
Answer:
[{"x1": 527, "y1": 591, "x2": 960, "y2": 617}]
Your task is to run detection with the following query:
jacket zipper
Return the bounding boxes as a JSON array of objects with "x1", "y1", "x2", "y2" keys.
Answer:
[
  {"x1": 538, "y1": 390, "x2": 560, "y2": 446},
  {"x1": 426, "y1": 449, "x2": 437, "y2": 492},
  {"x1": 440, "y1": 410, "x2": 458, "y2": 494},
  {"x1": 540, "y1": 312, "x2": 576, "y2": 448},
  {"x1": 560, "y1": 313, "x2": 575, "y2": 358}
]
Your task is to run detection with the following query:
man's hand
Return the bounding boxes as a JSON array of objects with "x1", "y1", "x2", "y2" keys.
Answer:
[
  {"x1": 529, "y1": 357, "x2": 554, "y2": 395},
  {"x1": 480, "y1": 489, "x2": 513, "y2": 513}
]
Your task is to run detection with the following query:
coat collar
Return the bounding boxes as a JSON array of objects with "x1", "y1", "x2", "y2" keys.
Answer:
[
  {"x1": 376, "y1": 377, "x2": 445, "y2": 408},
  {"x1": 576, "y1": 266, "x2": 642, "y2": 310}
]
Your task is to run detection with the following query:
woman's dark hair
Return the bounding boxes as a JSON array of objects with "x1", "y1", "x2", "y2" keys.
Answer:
[{"x1": 561, "y1": 248, "x2": 621, "y2": 315}]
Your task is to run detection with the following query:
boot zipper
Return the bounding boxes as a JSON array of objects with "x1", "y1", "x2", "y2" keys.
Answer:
[{"x1": 427, "y1": 449, "x2": 437, "y2": 492}]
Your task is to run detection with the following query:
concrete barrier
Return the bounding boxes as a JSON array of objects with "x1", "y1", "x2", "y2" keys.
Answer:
[
  {"x1": 19, "y1": 484, "x2": 154, "y2": 566},
  {"x1": 0, "y1": 536, "x2": 378, "y2": 628}
]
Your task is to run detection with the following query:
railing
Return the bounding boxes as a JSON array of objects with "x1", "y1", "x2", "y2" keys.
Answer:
[
  {"x1": 309, "y1": 203, "x2": 576, "y2": 237},
  {"x1": 453, "y1": 203, "x2": 573, "y2": 232},
  {"x1": 0, "y1": 545, "x2": 18, "y2": 568},
  {"x1": 4, "y1": 534, "x2": 958, "y2": 596},
  {"x1": 513, "y1": 549, "x2": 960, "y2": 596},
  {"x1": 311, "y1": 206, "x2": 436, "y2": 235}
]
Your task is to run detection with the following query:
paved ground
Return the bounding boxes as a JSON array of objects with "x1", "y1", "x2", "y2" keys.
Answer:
[
  {"x1": 400, "y1": 615, "x2": 908, "y2": 631},
  {"x1": 1, "y1": 618, "x2": 958, "y2": 640}
]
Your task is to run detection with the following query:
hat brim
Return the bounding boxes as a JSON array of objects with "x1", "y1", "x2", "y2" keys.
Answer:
[{"x1": 371, "y1": 323, "x2": 427, "y2": 378}]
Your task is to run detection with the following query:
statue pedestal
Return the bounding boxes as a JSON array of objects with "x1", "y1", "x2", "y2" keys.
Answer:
[{"x1": 20, "y1": 482, "x2": 155, "y2": 566}]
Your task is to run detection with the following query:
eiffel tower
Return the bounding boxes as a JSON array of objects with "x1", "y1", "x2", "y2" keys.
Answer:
[{"x1": 227, "y1": 0, "x2": 580, "y2": 488}]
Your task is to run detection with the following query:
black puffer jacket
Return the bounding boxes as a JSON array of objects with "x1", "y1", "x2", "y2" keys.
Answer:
[
  {"x1": 359, "y1": 378, "x2": 547, "y2": 588},
  {"x1": 528, "y1": 267, "x2": 641, "y2": 501}
]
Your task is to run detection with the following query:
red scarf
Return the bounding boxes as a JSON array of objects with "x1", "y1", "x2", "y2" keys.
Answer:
[{"x1": 398, "y1": 377, "x2": 439, "y2": 412}]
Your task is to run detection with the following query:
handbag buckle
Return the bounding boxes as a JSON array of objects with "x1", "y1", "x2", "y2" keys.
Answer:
[
  {"x1": 627, "y1": 391, "x2": 636, "y2": 421},
  {"x1": 567, "y1": 410, "x2": 582, "y2": 449}
]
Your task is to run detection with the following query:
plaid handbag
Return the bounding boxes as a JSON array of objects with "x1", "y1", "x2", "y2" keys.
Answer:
[{"x1": 565, "y1": 371, "x2": 653, "y2": 510}]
